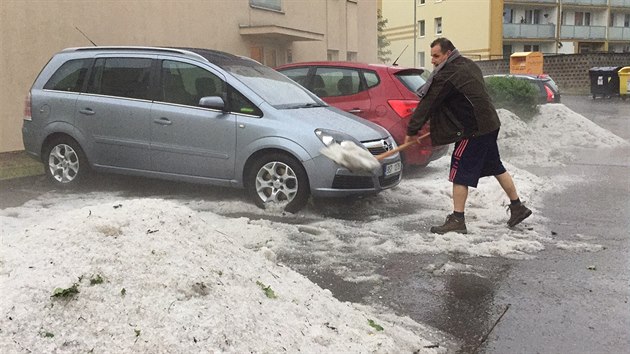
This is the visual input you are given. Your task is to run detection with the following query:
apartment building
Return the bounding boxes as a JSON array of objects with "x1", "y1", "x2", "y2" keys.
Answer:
[
  {"x1": 380, "y1": 0, "x2": 630, "y2": 68},
  {"x1": 504, "y1": 0, "x2": 630, "y2": 55},
  {"x1": 0, "y1": 0, "x2": 376, "y2": 153},
  {"x1": 380, "y1": 0, "x2": 503, "y2": 67}
]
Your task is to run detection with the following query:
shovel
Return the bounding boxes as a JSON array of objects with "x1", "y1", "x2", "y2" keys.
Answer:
[
  {"x1": 375, "y1": 132, "x2": 430, "y2": 161},
  {"x1": 320, "y1": 132, "x2": 431, "y2": 172}
]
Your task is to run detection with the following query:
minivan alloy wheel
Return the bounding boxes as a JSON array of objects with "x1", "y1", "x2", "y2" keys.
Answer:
[
  {"x1": 44, "y1": 137, "x2": 89, "y2": 186},
  {"x1": 49, "y1": 144, "x2": 80, "y2": 183},
  {"x1": 255, "y1": 161, "x2": 298, "y2": 204},
  {"x1": 247, "y1": 153, "x2": 310, "y2": 213}
]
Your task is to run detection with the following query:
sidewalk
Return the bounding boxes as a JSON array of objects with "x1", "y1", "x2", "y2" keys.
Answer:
[{"x1": 0, "y1": 150, "x2": 44, "y2": 180}]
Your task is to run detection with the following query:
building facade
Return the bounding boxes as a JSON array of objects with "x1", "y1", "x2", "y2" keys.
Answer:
[
  {"x1": 380, "y1": 0, "x2": 630, "y2": 68},
  {"x1": 504, "y1": 0, "x2": 630, "y2": 55},
  {"x1": 0, "y1": 0, "x2": 377, "y2": 153}
]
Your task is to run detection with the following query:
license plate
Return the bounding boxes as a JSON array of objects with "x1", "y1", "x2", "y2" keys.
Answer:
[{"x1": 384, "y1": 161, "x2": 402, "y2": 176}]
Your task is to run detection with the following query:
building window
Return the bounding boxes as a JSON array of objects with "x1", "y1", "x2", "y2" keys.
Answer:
[
  {"x1": 502, "y1": 45, "x2": 512, "y2": 59},
  {"x1": 418, "y1": 20, "x2": 425, "y2": 37},
  {"x1": 625, "y1": 14, "x2": 630, "y2": 27},
  {"x1": 575, "y1": 12, "x2": 591, "y2": 26},
  {"x1": 609, "y1": 12, "x2": 614, "y2": 27},
  {"x1": 503, "y1": 8, "x2": 513, "y2": 24},
  {"x1": 524, "y1": 44, "x2": 540, "y2": 52},
  {"x1": 419, "y1": 0, "x2": 425, "y2": 4},
  {"x1": 346, "y1": 51, "x2": 357, "y2": 61},
  {"x1": 327, "y1": 50, "x2": 339, "y2": 61},
  {"x1": 250, "y1": 0, "x2": 281, "y2": 12},
  {"x1": 417, "y1": 52, "x2": 425, "y2": 67},
  {"x1": 525, "y1": 10, "x2": 541, "y2": 25},
  {"x1": 435, "y1": 17, "x2": 442, "y2": 35}
]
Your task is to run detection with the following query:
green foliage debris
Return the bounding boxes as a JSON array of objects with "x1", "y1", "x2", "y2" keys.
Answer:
[
  {"x1": 368, "y1": 319, "x2": 384, "y2": 331},
  {"x1": 51, "y1": 283, "x2": 79, "y2": 299},
  {"x1": 256, "y1": 281, "x2": 277, "y2": 299},
  {"x1": 90, "y1": 274, "x2": 104, "y2": 285},
  {"x1": 40, "y1": 331, "x2": 54, "y2": 338}
]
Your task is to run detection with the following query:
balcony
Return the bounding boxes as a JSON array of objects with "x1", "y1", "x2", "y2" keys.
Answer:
[
  {"x1": 561, "y1": 0, "x2": 607, "y2": 6},
  {"x1": 610, "y1": 0, "x2": 630, "y2": 7},
  {"x1": 503, "y1": 23, "x2": 556, "y2": 38},
  {"x1": 609, "y1": 27, "x2": 630, "y2": 40},
  {"x1": 560, "y1": 25, "x2": 606, "y2": 39}
]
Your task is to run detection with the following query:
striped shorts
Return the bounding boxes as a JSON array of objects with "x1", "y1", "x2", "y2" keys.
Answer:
[{"x1": 449, "y1": 129, "x2": 506, "y2": 188}]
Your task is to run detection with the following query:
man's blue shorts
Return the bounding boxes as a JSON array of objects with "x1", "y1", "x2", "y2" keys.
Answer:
[{"x1": 449, "y1": 129, "x2": 506, "y2": 188}]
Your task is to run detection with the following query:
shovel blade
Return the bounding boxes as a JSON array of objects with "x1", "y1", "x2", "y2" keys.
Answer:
[{"x1": 320, "y1": 141, "x2": 380, "y2": 172}]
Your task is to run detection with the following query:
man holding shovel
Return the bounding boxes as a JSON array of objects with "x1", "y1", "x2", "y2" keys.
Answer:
[{"x1": 405, "y1": 38, "x2": 531, "y2": 234}]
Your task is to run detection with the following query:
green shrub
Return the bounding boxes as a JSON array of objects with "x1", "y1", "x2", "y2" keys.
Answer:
[{"x1": 485, "y1": 76, "x2": 539, "y2": 120}]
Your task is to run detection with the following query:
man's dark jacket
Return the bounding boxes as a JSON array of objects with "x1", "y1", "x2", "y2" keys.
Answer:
[{"x1": 407, "y1": 56, "x2": 500, "y2": 145}]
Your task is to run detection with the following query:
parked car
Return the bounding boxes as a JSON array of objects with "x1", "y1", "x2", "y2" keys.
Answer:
[
  {"x1": 22, "y1": 47, "x2": 402, "y2": 212},
  {"x1": 484, "y1": 74, "x2": 561, "y2": 104},
  {"x1": 276, "y1": 61, "x2": 448, "y2": 167}
]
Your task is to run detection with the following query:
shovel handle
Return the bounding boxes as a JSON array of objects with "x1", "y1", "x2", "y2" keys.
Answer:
[{"x1": 376, "y1": 132, "x2": 430, "y2": 161}]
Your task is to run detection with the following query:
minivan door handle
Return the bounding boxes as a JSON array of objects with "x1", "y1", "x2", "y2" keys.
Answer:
[
  {"x1": 153, "y1": 117, "x2": 172, "y2": 126},
  {"x1": 348, "y1": 109, "x2": 363, "y2": 113},
  {"x1": 79, "y1": 108, "x2": 95, "y2": 116}
]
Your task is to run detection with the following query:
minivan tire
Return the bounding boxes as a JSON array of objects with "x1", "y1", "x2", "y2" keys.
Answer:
[
  {"x1": 43, "y1": 136, "x2": 90, "y2": 187},
  {"x1": 247, "y1": 152, "x2": 310, "y2": 213}
]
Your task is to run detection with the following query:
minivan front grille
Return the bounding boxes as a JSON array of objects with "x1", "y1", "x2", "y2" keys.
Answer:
[
  {"x1": 332, "y1": 175, "x2": 374, "y2": 189},
  {"x1": 363, "y1": 139, "x2": 393, "y2": 156},
  {"x1": 379, "y1": 174, "x2": 400, "y2": 188}
]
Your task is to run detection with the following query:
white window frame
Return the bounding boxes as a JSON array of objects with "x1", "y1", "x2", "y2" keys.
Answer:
[
  {"x1": 435, "y1": 17, "x2": 442, "y2": 35},
  {"x1": 418, "y1": 20, "x2": 425, "y2": 37},
  {"x1": 250, "y1": 0, "x2": 282, "y2": 12}
]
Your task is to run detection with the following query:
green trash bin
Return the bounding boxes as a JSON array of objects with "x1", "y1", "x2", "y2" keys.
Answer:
[{"x1": 619, "y1": 67, "x2": 630, "y2": 100}]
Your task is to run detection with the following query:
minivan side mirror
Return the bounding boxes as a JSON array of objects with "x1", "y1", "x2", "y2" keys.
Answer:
[{"x1": 198, "y1": 96, "x2": 226, "y2": 111}]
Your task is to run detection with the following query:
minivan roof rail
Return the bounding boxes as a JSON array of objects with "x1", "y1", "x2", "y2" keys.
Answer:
[{"x1": 64, "y1": 46, "x2": 208, "y2": 62}]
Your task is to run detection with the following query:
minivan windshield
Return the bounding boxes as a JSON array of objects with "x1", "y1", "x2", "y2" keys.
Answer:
[{"x1": 222, "y1": 63, "x2": 325, "y2": 109}]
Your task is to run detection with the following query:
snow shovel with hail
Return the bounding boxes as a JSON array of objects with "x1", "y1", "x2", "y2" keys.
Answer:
[{"x1": 320, "y1": 132, "x2": 431, "y2": 172}]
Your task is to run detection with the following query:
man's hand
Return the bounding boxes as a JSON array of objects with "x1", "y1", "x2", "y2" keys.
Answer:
[{"x1": 404, "y1": 135, "x2": 416, "y2": 145}]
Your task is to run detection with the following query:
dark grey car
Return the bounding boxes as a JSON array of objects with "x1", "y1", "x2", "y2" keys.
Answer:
[
  {"x1": 22, "y1": 47, "x2": 402, "y2": 212},
  {"x1": 484, "y1": 74, "x2": 561, "y2": 104}
]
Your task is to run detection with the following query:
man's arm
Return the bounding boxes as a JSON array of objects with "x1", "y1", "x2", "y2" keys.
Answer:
[{"x1": 406, "y1": 73, "x2": 451, "y2": 137}]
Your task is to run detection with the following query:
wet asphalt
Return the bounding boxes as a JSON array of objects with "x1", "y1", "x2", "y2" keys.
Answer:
[{"x1": 1, "y1": 95, "x2": 628, "y2": 353}]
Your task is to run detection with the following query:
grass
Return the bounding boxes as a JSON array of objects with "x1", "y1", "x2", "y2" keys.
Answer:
[{"x1": 0, "y1": 151, "x2": 44, "y2": 180}]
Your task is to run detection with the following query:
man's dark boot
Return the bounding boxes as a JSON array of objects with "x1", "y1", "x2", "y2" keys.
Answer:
[
  {"x1": 430, "y1": 214, "x2": 467, "y2": 234},
  {"x1": 508, "y1": 204, "x2": 532, "y2": 227}
]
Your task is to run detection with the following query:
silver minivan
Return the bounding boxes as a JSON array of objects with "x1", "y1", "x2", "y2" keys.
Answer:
[{"x1": 22, "y1": 47, "x2": 402, "y2": 212}]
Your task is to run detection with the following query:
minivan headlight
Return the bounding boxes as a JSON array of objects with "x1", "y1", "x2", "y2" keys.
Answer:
[{"x1": 314, "y1": 129, "x2": 357, "y2": 147}]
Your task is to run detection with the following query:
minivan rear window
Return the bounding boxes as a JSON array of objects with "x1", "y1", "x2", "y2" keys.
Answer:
[
  {"x1": 394, "y1": 69, "x2": 430, "y2": 93},
  {"x1": 44, "y1": 59, "x2": 91, "y2": 92}
]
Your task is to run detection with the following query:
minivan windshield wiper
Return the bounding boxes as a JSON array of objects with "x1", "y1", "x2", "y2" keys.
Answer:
[{"x1": 280, "y1": 102, "x2": 328, "y2": 109}]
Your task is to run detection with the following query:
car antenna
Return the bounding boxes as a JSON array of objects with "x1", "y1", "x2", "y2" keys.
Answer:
[
  {"x1": 75, "y1": 26, "x2": 97, "y2": 46},
  {"x1": 391, "y1": 45, "x2": 408, "y2": 67}
]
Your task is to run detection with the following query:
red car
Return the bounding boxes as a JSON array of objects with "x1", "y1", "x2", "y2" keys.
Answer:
[{"x1": 276, "y1": 62, "x2": 448, "y2": 167}]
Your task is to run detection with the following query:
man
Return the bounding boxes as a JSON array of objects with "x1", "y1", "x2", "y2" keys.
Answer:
[{"x1": 405, "y1": 37, "x2": 531, "y2": 234}]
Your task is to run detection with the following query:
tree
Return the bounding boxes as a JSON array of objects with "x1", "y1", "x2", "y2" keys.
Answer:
[{"x1": 377, "y1": 9, "x2": 392, "y2": 64}]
